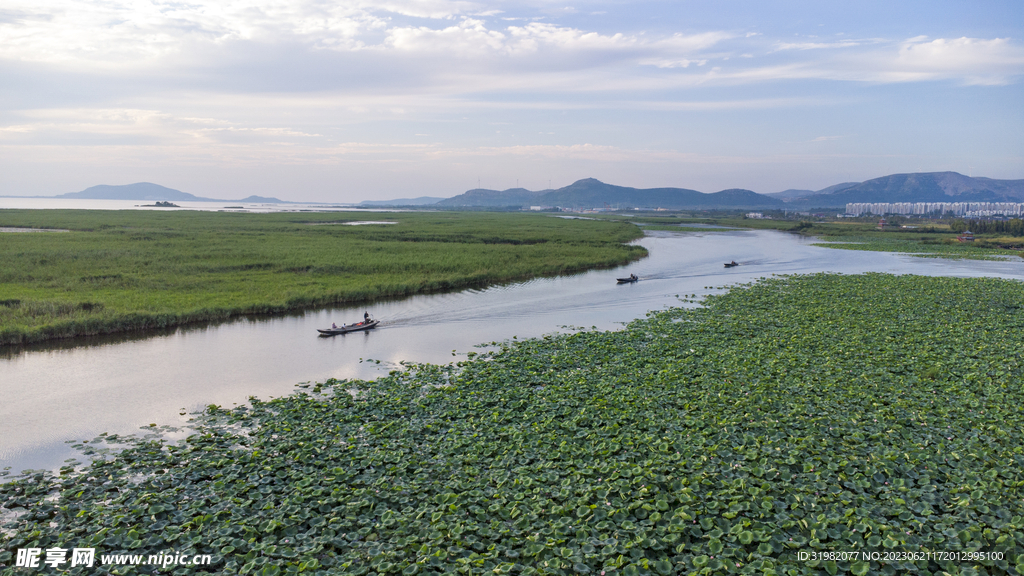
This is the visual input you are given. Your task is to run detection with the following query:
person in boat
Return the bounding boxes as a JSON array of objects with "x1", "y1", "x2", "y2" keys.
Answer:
[
  {"x1": 341, "y1": 323, "x2": 346, "y2": 330},
  {"x1": 332, "y1": 322, "x2": 337, "y2": 329},
  {"x1": 364, "y1": 311, "x2": 371, "y2": 324},
  {"x1": 630, "y1": 274, "x2": 637, "y2": 280}
]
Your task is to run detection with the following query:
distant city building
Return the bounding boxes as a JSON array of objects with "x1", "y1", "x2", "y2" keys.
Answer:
[
  {"x1": 746, "y1": 212, "x2": 765, "y2": 219},
  {"x1": 845, "y1": 202, "x2": 1024, "y2": 217}
]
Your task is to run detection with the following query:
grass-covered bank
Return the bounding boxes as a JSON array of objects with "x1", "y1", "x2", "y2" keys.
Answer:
[
  {"x1": 0, "y1": 210, "x2": 644, "y2": 345},
  {"x1": 695, "y1": 218, "x2": 1024, "y2": 261},
  {"x1": 3, "y1": 274, "x2": 1023, "y2": 575},
  {"x1": 590, "y1": 213, "x2": 1024, "y2": 261}
]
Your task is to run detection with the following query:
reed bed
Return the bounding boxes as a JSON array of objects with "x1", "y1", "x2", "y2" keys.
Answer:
[{"x1": 0, "y1": 210, "x2": 644, "y2": 345}]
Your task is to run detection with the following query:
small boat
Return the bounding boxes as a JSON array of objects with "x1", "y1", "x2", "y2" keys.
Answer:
[
  {"x1": 724, "y1": 261, "x2": 739, "y2": 268},
  {"x1": 318, "y1": 320, "x2": 380, "y2": 335},
  {"x1": 617, "y1": 276, "x2": 639, "y2": 283}
]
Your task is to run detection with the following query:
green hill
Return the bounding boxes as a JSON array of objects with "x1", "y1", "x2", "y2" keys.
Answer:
[
  {"x1": 795, "y1": 172, "x2": 1024, "y2": 207},
  {"x1": 438, "y1": 179, "x2": 785, "y2": 209}
]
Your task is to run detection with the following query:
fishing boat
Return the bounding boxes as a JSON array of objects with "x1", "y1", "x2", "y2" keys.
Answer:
[
  {"x1": 318, "y1": 320, "x2": 380, "y2": 336},
  {"x1": 724, "y1": 261, "x2": 739, "y2": 268},
  {"x1": 617, "y1": 276, "x2": 639, "y2": 283}
]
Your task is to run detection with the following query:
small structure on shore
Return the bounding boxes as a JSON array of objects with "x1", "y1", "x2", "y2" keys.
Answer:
[{"x1": 957, "y1": 230, "x2": 975, "y2": 242}]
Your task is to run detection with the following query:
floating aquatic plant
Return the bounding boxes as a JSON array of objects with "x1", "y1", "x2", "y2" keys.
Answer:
[{"x1": 2, "y1": 274, "x2": 1023, "y2": 575}]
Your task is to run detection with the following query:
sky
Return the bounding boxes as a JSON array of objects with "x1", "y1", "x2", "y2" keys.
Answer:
[{"x1": 1, "y1": 0, "x2": 1023, "y2": 202}]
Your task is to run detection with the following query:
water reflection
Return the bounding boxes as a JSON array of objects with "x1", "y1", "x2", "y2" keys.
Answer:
[{"x1": 2, "y1": 229, "x2": 1022, "y2": 475}]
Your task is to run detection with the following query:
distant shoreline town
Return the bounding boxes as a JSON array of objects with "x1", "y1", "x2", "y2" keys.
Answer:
[{"x1": 845, "y1": 202, "x2": 1024, "y2": 218}]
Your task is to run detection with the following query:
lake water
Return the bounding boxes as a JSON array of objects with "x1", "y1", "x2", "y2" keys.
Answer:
[
  {"x1": 0, "y1": 198, "x2": 359, "y2": 212},
  {"x1": 2, "y1": 228, "x2": 1022, "y2": 476}
]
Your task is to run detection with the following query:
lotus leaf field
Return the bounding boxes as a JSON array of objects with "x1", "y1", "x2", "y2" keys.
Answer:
[{"x1": 3, "y1": 274, "x2": 1024, "y2": 576}]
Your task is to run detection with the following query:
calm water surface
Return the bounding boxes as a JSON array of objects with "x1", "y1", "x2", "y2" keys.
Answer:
[
  {"x1": 2, "y1": 229, "x2": 1022, "y2": 475},
  {"x1": 0, "y1": 198, "x2": 357, "y2": 212}
]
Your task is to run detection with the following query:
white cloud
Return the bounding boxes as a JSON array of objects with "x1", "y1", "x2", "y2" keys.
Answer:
[
  {"x1": 883, "y1": 37, "x2": 1024, "y2": 85},
  {"x1": 773, "y1": 39, "x2": 870, "y2": 51},
  {"x1": 679, "y1": 36, "x2": 1024, "y2": 87},
  {"x1": 0, "y1": 107, "x2": 325, "y2": 148},
  {"x1": 387, "y1": 18, "x2": 509, "y2": 53},
  {"x1": 637, "y1": 32, "x2": 732, "y2": 68},
  {"x1": 364, "y1": 0, "x2": 484, "y2": 19},
  {"x1": 0, "y1": 1, "x2": 391, "y2": 65},
  {"x1": 5, "y1": 1, "x2": 1018, "y2": 91},
  {"x1": 385, "y1": 20, "x2": 697, "y2": 60},
  {"x1": 0, "y1": 1, "x2": 731, "y2": 74},
  {"x1": 505, "y1": 22, "x2": 634, "y2": 51}
]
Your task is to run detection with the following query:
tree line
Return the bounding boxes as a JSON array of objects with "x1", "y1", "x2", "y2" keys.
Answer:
[{"x1": 949, "y1": 218, "x2": 1024, "y2": 236}]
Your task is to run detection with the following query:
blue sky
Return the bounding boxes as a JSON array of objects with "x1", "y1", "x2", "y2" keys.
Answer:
[{"x1": 1, "y1": 0, "x2": 1022, "y2": 202}]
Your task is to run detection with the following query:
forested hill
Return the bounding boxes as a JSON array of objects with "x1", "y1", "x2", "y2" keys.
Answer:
[
  {"x1": 788, "y1": 172, "x2": 1024, "y2": 207},
  {"x1": 435, "y1": 187, "x2": 543, "y2": 207},
  {"x1": 437, "y1": 178, "x2": 786, "y2": 209}
]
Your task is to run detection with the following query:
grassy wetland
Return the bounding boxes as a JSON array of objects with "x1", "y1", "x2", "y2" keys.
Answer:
[
  {"x1": 3, "y1": 273, "x2": 1023, "y2": 575},
  {"x1": 0, "y1": 210, "x2": 644, "y2": 345}
]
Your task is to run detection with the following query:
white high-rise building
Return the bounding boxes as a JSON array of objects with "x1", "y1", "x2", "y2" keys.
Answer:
[{"x1": 845, "y1": 202, "x2": 1024, "y2": 217}]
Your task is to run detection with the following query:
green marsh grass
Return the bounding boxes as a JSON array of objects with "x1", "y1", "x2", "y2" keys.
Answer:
[
  {"x1": 0, "y1": 210, "x2": 644, "y2": 345},
  {"x1": 810, "y1": 235, "x2": 1018, "y2": 260}
]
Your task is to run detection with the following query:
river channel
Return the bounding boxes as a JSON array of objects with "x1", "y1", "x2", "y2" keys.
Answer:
[{"x1": 2, "y1": 228, "x2": 1023, "y2": 476}]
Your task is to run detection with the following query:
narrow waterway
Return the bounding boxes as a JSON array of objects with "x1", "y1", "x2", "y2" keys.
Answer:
[{"x1": 2, "y1": 229, "x2": 1022, "y2": 475}]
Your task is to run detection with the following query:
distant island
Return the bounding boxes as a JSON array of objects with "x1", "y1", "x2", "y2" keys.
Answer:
[
  {"x1": 358, "y1": 196, "x2": 446, "y2": 207},
  {"x1": 21, "y1": 182, "x2": 291, "y2": 204},
  {"x1": 137, "y1": 201, "x2": 179, "y2": 208}
]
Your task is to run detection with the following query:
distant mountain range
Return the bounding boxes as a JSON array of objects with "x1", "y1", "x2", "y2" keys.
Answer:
[
  {"x1": 6, "y1": 172, "x2": 1023, "y2": 210},
  {"x1": 433, "y1": 172, "x2": 1024, "y2": 210},
  {"x1": 783, "y1": 172, "x2": 1024, "y2": 207},
  {"x1": 436, "y1": 178, "x2": 787, "y2": 209},
  {"x1": 53, "y1": 183, "x2": 287, "y2": 203}
]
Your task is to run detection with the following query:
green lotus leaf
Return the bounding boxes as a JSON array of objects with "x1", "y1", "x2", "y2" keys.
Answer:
[{"x1": 5, "y1": 273, "x2": 1024, "y2": 576}]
